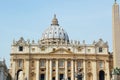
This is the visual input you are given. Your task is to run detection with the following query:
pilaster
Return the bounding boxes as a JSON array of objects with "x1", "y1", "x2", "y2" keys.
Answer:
[
  {"x1": 36, "y1": 60, "x2": 39, "y2": 80},
  {"x1": 75, "y1": 60, "x2": 77, "y2": 80},
  {"x1": 56, "y1": 59, "x2": 58, "y2": 80},
  {"x1": 71, "y1": 60, "x2": 74, "y2": 80},
  {"x1": 49, "y1": 60, "x2": 52, "y2": 80},
  {"x1": 105, "y1": 61, "x2": 110, "y2": 80},
  {"x1": 46, "y1": 60, "x2": 49, "y2": 80},
  {"x1": 83, "y1": 60, "x2": 86, "y2": 80},
  {"x1": 65, "y1": 59, "x2": 68, "y2": 79},
  {"x1": 12, "y1": 61, "x2": 16, "y2": 80},
  {"x1": 92, "y1": 61, "x2": 97, "y2": 80},
  {"x1": 26, "y1": 60, "x2": 30, "y2": 80}
]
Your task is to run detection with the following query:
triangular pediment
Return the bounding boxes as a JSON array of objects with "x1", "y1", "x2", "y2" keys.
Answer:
[{"x1": 49, "y1": 48, "x2": 73, "y2": 54}]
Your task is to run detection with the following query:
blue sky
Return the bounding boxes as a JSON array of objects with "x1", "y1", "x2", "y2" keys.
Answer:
[{"x1": 0, "y1": 0, "x2": 117, "y2": 67}]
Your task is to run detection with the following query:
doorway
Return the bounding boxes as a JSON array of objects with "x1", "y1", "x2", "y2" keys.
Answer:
[{"x1": 99, "y1": 70, "x2": 105, "y2": 80}]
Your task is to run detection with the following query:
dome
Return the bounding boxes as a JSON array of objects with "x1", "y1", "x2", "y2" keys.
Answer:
[{"x1": 40, "y1": 15, "x2": 69, "y2": 44}]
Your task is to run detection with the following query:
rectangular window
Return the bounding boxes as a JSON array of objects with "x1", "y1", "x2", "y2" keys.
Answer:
[
  {"x1": 99, "y1": 61, "x2": 104, "y2": 68},
  {"x1": 59, "y1": 60, "x2": 64, "y2": 67},
  {"x1": 40, "y1": 60, "x2": 46, "y2": 67},
  {"x1": 99, "y1": 47, "x2": 103, "y2": 53},
  {"x1": 88, "y1": 49, "x2": 91, "y2": 52},
  {"x1": 19, "y1": 46, "x2": 23, "y2": 51},
  {"x1": 67, "y1": 61, "x2": 71, "y2": 67},
  {"x1": 77, "y1": 61, "x2": 82, "y2": 68},
  {"x1": 18, "y1": 59, "x2": 22, "y2": 67},
  {"x1": 32, "y1": 48, "x2": 35, "y2": 52},
  {"x1": 52, "y1": 60, "x2": 56, "y2": 67}
]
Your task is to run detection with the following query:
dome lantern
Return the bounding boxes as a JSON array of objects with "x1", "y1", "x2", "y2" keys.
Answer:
[{"x1": 51, "y1": 14, "x2": 59, "y2": 26}]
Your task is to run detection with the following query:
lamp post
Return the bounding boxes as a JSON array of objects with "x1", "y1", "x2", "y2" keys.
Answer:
[{"x1": 75, "y1": 68, "x2": 83, "y2": 80}]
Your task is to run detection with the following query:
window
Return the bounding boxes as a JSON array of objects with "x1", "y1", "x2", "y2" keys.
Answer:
[
  {"x1": 99, "y1": 61, "x2": 104, "y2": 68},
  {"x1": 88, "y1": 61, "x2": 91, "y2": 67},
  {"x1": 55, "y1": 32, "x2": 57, "y2": 34},
  {"x1": 53, "y1": 48, "x2": 56, "y2": 51},
  {"x1": 40, "y1": 60, "x2": 46, "y2": 67},
  {"x1": 59, "y1": 60, "x2": 64, "y2": 67},
  {"x1": 68, "y1": 48, "x2": 71, "y2": 51},
  {"x1": 52, "y1": 60, "x2": 56, "y2": 67},
  {"x1": 77, "y1": 61, "x2": 81, "y2": 68},
  {"x1": 31, "y1": 61, "x2": 34, "y2": 67},
  {"x1": 99, "y1": 47, "x2": 103, "y2": 53},
  {"x1": 41, "y1": 46, "x2": 45, "y2": 51},
  {"x1": 18, "y1": 59, "x2": 22, "y2": 67},
  {"x1": 78, "y1": 48, "x2": 82, "y2": 52},
  {"x1": 88, "y1": 49, "x2": 91, "y2": 52},
  {"x1": 67, "y1": 61, "x2": 71, "y2": 67},
  {"x1": 11, "y1": 63, "x2": 12, "y2": 67},
  {"x1": 32, "y1": 48, "x2": 35, "y2": 52},
  {"x1": 19, "y1": 46, "x2": 23, "y2": 51}
]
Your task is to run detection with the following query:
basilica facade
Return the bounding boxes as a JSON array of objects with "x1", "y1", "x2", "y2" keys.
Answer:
[{"x1": 9, "y1": 15, "x2": 113, "y2": 80}]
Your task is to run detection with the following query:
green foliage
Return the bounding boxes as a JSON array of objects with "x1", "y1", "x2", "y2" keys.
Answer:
[{"x1": 112, "y1": 67, "x2": 120, "y2": 75}]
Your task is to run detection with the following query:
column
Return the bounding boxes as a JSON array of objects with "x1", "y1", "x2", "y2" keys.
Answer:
[
  {"x1": 12, "y1": 61, "x2": 16, "y2": 80},
  {"x1": 46, "y1": 60, "x2": 49, "y2": 80},
  {"x1": 83, "y1": 60, "x2": 86, "y2": 80},
  {"x1": 75, "y1": 60, "x2": 77, "y2": 80},
  {"x1": 71, "y1": 60, "x2": 74, "y2": 80},
  {"x1": 92, "y1": 61, "x2": 97, "y2": 80},
  {"x1": 65, "y1": 59, "x2": 68, "y2": 79},
  {"x1": 56, "y1": 59, "x2": 58, "y2": 80},
  {"x1": 106, "y1": 61, "x2": 110, "y2": 80},
  {"x1": 26, "y1": 60, "x2": 30, "y2": 80},
  {"x1": 36, "y1": 60, "x2": 39, "y2": 80},
  {"x1": 25, "y1": 59, "x2": 30, "y2": 80},
  {"x1": 49, "y1": 60, "x2": 52, "y2": 80}
]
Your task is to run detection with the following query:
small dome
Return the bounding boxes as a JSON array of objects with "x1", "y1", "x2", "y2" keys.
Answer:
[{"x1": 40, "y1": 15, "x2": 69, "y2": 43}]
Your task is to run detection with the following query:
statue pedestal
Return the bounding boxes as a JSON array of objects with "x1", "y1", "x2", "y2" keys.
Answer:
[{"x1": 112, "y1": 75, "x2": 120, "y2": 80}]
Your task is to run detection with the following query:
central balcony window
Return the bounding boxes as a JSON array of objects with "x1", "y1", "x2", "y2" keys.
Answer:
[
  {"x1": 40, "y1": 60, "x2": 46, "y2": 68},
  {"x1": 59, "y1": 60, "x2": 64, "y2": 68}
]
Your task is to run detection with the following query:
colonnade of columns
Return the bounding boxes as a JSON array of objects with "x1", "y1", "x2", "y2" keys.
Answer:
[{"x1": 35, "y1": 59, "x2": 84, "y2": 80}]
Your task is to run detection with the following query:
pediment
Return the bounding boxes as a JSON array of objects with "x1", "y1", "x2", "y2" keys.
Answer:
[
  {"x1": 49, "y1": 48, "x2": 73, "y2": 54},
  {"x1": 13, "y1": 37, "x2": 29, "y2": 46},
  {"x1": 95, "y1": 39, "x2": 108, "y2": 47}
]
